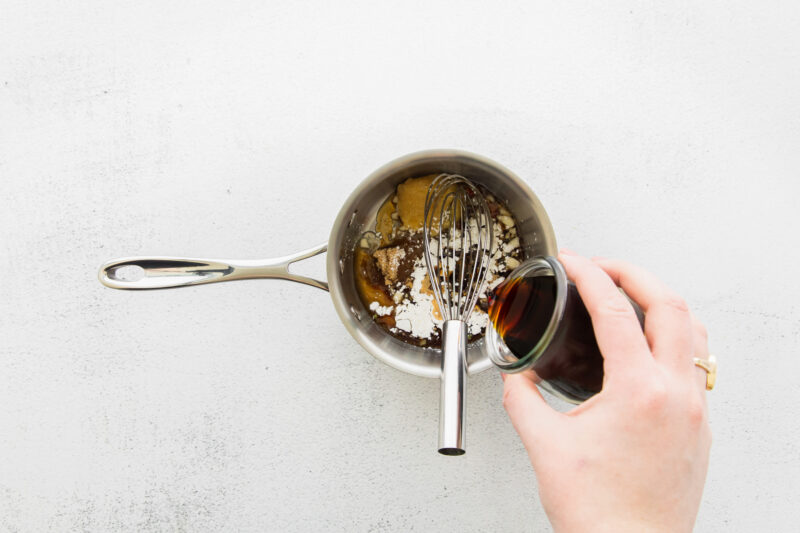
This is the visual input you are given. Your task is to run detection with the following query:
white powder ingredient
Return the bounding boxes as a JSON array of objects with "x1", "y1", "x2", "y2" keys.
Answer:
[
  {"x1": 369, "y1": 301, "x2": 394, "y2": 316},
  {"x1": 481, "y1": 221, "x2": 513, "y2": 294},
  {"x1": 467, "y1": 308, "x2": 488, "y2": 335},
  {"x1": 369, "y1": 209, "x2": 521, "y2": 342},
  {"x1": 393, "y1": 259, "x2": 442, "y2": 339}
]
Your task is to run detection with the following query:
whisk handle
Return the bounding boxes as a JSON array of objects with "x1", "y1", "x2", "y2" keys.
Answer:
[{"x1": 439, "y1": 319, "x2": 467, "y2": 456}]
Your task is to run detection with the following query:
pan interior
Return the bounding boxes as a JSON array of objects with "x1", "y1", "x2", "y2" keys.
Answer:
[{"x1": 327, "y1": 151, "x2": 557, "y2": 379}]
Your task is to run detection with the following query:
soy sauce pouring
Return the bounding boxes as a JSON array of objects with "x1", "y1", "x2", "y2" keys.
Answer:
[{"x1": 486, "y1": 256, "x2": 645, "y2": 404}]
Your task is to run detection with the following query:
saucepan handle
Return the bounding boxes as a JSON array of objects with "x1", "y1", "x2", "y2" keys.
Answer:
[{"x1": 98, "y1": 243, "x2": 329, "y2": 291}]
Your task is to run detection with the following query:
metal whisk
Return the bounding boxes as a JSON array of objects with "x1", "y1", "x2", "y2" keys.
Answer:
[{"x1": 423, "y1": 174, "x2": 494, "y2": 455}]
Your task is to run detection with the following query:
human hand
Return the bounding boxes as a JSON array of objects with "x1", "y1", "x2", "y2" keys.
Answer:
[{"x1": 502, "y1": 251, "x2": 711, "y2": 533}]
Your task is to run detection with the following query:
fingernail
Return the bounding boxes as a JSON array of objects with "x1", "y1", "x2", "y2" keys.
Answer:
[
  {"x1": 591, "y1": 256, "x2": 607, "y2": 262},
  {"x1": 559, "y1": 247, "x2": 577, "y2": 256}
]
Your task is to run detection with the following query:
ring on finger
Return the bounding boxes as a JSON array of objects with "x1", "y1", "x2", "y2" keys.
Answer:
[{"x1": 693, "y1": 355, "x2": 717, "y2": 391}]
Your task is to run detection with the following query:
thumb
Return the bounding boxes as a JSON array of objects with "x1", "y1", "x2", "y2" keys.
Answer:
[{"x1": 502, "y1": 371, "x2": 563, "y2": 450}]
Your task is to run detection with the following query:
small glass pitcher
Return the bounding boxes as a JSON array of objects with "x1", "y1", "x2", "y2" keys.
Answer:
[{"x1": 486, "y1": 256, "x2": 645, "y2": 404}]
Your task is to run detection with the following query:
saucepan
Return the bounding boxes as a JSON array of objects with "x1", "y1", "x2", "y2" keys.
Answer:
[{"x1": 98, "y1": 149, "x2": 557, "y2": 452}]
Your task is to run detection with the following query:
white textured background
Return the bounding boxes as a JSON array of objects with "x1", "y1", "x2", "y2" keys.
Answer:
[{"x1": 1, "y1": 1, "x2": 799, "y2": 531}]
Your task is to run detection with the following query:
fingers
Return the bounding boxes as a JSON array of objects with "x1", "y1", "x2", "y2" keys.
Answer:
[
  {"x1": 558, "y1": 252, "x2": 652, "y2": 376},
  {"x1": 502, "y1": 371, "x2": 563, "y2": 451},
  {"x1": 592, "y1": 258, "x2": 693, "y2": 371}
]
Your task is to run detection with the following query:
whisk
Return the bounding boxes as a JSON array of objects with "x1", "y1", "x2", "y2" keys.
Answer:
[{"x1": 423, "y1": 174, "x2": 494, "y2": 455}]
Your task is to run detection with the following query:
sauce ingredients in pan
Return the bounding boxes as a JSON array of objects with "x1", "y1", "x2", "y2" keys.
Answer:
[{"x1": 353, "y1": 174, "x2": 522, "y2": 348}]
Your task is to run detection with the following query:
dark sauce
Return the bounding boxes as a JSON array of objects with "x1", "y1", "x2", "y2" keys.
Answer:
[{"x1": 488, "y1": 274, "x2": 605, "y2": 401}]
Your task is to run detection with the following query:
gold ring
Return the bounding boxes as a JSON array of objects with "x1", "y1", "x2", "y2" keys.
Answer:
[{"x1": 693, "y1": 354, "x2": 717, "y2": 391}]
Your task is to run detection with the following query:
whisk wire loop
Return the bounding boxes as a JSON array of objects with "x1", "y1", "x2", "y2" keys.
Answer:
[{"x1": 422, "y1": 173, "x2": 494, "y2": 323}]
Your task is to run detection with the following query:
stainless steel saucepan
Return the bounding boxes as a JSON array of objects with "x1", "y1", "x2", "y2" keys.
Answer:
[{"x1": 99, "y1": 149, "x2": 557, "y2": 451}]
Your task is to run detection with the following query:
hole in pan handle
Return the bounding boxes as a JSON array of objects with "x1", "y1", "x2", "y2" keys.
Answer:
[{"x1": 97, "y1": 243, "x2": 329, "y2": 291}]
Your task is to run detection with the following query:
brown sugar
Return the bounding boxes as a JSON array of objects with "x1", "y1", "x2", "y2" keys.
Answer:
[
  {"x1": 373, "y1": 246, "x2": 406, "y2": 285},
  {"x1": 396, "y1": 175, "x2": 436, "y2": 230}
]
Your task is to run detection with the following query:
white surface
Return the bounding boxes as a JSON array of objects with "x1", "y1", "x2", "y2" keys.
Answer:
[{"x1": 1, "y1": 1, "x2": 799, "y2": 531}]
